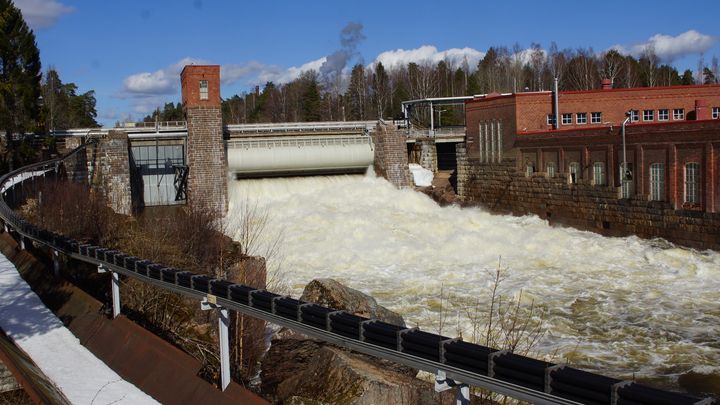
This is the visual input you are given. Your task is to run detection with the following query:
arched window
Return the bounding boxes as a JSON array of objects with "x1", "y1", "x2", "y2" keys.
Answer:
[
  {"x1": 649, "y1": 163, "x2": 665, "y2": 201},
  {"x1": 546, "y1": 161, "x2": 556, "y2": 178},
  {"x1": 490, "y1": 121, "x2": 496, "y2": 163},
  {"x1": 619, "y1": 163, "x2": 633, "y2": 199},
  {"x1": 478, "y1": 123, "x2": 485, "y2": 163},
  {"x1": 497, "y1": 121, "x2": 503, "y2": 163},
  {"x1": 526, "y1": 163, "x2": 534, "y2": 177},
  {"x1": 568, "y1": 162, "x2": 580, "y2": 184},
  {"x1": 593, "y1": 162, "x2": 605, "y2": 186},
  {"x1": 684, "y1": 162, "x2": 700, "y2": 204}
]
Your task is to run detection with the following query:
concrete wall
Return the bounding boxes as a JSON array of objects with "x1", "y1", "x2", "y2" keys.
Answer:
[
  {"x1": 371, "y1": 123, "x2": 411, "y2": 188},
  {"x1": 458, "y1": 155, "x2": 720, "y2": 251}
]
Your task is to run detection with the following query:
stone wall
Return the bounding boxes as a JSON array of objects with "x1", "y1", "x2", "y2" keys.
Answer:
[
  {"x1": 417, "y1": 138, "x2": 437, "y2": 173},
  {"x1": 91, "y1": 131, "x2": 133, "y2": 215},
  {"x1": 371, "y1": 123, "x2": 411, "y2": 188},
  {"x1": 186, "y1": 106, "x2": 228, "y2": 215},
  {"x1": 460, "y1": 157, "x2": 720, "y2": 251},
  {"x1": 58, "y1": 134, "x2": 132, "y2": 215},
  {"x1": 455, "y1": 143, "x2": 470, "y2": 199}
]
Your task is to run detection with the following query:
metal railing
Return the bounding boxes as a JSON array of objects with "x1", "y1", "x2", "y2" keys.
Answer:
[
  {"x1": 407, "y1": 127, "x2": 467, "y2": 138},
  {"x1": 226, "y1": 134, "x2": 372, "y2": 150},
  {"x1": 0, "y1": 145, "x2": 714, "y2": 405},
  {"x1": 225, "y1": 120, "x2": 377, "y2": 134}
]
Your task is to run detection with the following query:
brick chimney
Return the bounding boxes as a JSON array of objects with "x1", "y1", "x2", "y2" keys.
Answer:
[
  {"x1": 180, "y1": 65, "x2": 227, "y2": 216},
  {"x1": 601, "y1": 79, "x2": 613, "y2": 90},
  {"x1": 695, "y1": 99, "x2": 711, "y2": 120}
]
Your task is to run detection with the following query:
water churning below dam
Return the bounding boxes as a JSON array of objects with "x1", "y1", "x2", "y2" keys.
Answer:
[{"x1": 226, "y1": 172, "x2": 720, "y2": 393}]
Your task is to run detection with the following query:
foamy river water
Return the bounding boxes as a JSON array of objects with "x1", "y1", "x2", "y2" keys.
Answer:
[{"x1": 226, "y1": 173, "x2": 720, "y2": 395}]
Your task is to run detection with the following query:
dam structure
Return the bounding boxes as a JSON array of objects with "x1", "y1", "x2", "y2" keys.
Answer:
[{"x1": 28, "y1": 65, "x2": 720, "y2": 403}]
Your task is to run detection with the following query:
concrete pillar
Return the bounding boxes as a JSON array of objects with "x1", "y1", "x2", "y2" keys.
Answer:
[
  {"x1": 418, "y1": 138, "x2": 438, "y2": 173},
  {"x1": 95, "y1": 131, "x2": 132, "y2": 215},
  {"x1": 182, "y1": 65, "x2": 228, "y2": 216},
  {"x1": 455, "y1": 143, "x2": 469, "y2": 200},
  {"x1": 371, "y1": 123, "x2": 412, "y2": 188}
]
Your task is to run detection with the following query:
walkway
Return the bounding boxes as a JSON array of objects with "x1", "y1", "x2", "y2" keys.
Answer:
[{"x1": 0, "y1": 251, "x2": 159, "y2": 405}]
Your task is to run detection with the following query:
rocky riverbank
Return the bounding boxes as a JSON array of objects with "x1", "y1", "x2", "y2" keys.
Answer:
[{"x1": 260, "y1": 278, "x2": 475, "y2": 405}]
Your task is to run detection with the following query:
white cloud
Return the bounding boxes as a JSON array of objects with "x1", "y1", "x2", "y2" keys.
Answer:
[
  {"x1": 221, "y1": 61, "x2": 276, "y2": 85},
  {"x1": 373, "y1": 45, "x2": 485, "y2": 69},
  {"x1": 268, "y1": 57, "x2": 326, "y2": 84},
  {"x1": 122, "y1": 57, "x2": 206, "y2": 96},
  {"x1": 221, "y1": 58, "x2": 326, "y2": 86},
  {"x1": 610, "y1": 30, "x2": 717, "y2": 61},
  {"x1": 14, "y1": 0, "x2": 74, "y2": 29}
]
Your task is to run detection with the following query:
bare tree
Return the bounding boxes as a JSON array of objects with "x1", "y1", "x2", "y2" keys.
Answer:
[
  {"x1": 639, "y1": 45, "x2": 659, "y2": 87},
  {"x1": 599, "y1": 49, "x2": 625, "y2": 86}
]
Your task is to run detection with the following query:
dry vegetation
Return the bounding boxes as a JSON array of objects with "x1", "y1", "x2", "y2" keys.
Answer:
[{"x1": 18, "y1": 178, "x2": 268, "y2": 388}]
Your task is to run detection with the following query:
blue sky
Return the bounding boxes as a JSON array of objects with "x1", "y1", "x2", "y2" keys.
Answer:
[{"x1": 17, "y1": 0, "x2": 720, "y2": 126}]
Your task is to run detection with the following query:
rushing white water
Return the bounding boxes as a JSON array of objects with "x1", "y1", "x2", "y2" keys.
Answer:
[{"x1": 226, "y1": 172, "x2": 720, "y2": 391}]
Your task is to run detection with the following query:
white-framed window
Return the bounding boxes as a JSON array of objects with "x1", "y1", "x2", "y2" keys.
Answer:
[
  {"x1": 643, "y1": 110, "x2": 654, "y2": 121},
  {"x1": 673, "y1": 108, "x2": 684, "y2": 120},
  {"x1": 568, "y1": 162, "x2": 580, "y2": 184},
  {"x1": 490, "y1": 121, "x2": 497, "y2": 163},
  {"x1": 593, "y1": 162, "x2": 605, "y2": 186},
  {"x1": 526, "y1": 163, "x2": 534, "y2": 177},
  {"x1": 630, "y1": 110, "x2": 639, "y2": 122},
  {"x1": 497, "y1": 121, "x2": 503, "y2": 162},
  {"x1": 478, "y1": 123, "x2": 485, "y2": 163},
  {"x1": 547, "y1": 114, "x2": 556, "y2": 126},
  {"x1": 576, "y1": 112, "x2": 587, "y2": 124},
  {"x1": 658, "y1": 109, "x2": 669, "y2": 121},
  {"x1": 712, "y1": 107, "x2": 719, "y2": 119},
  {"x1": 546, "y1": 161, "x2": 556, "y2": 178},
  {"x1": 199, "y1": 80, "x2": 209, "y2": 100},
  {"x1": 619, "y1": 163, "x2": 633, "y2": 199},
  {"x1": 649, "y1": 163, "x2": 665, "y2": 201},
  {"x1": 483, "y1": 122, "x2": 489, "y2": 163},
  {"x1": 591, "y1": 112, "x2": 602, "y2": 124},
  {"x1": 684, "y1": 162, "x2": 700, "y2": 204},
  {"x1": 561, "y1": 113, "x2": 572, "y2": 125}
]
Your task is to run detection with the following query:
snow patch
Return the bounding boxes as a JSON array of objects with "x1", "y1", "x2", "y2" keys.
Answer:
[
  {"x1": 408, "y1": 163, "x2": 433, "y2": 187},
  {"x1": 0, "y1": 253, "x2": 158, "y2": 404}
]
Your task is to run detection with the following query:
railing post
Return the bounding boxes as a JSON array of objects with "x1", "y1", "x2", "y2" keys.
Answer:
[
  {"x1": 218, "y1": 308, "x2": 230, "y2": 391},
  {"x1": 201, "y1": 296, "x2": 231, "y2": 391},
  {"x1": 456, "y1": 384, "x2": 470, "y2": 405},
  {"x1": 53, "y1": 250, "x2": 60, "y2": 278},
  {"x1": 98, "y1": 264, "x2": 120, "y2": 318},
  {"x1": 19, "y1": 236, "x2": 25, "y2": 250},
  {"x1": 111, "y1": 271, "x2": 121, "y2": 318}
]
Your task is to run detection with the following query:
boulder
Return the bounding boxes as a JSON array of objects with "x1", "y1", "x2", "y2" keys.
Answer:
[
  {"x1": 300, "y1": 279, "x2": 405, "y2": 326},
  {"x1": 261, "y1": 336, "x2": 459, "y2": 405}
]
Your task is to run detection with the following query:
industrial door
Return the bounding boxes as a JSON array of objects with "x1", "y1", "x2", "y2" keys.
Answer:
[{"x1": 130, "y1": 141, "x2": 185, "y2": 206}]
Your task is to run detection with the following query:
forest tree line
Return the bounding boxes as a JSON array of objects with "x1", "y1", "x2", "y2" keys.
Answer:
[{"x1": 200, "y1": 45, "x2": 719, "y2": 127}]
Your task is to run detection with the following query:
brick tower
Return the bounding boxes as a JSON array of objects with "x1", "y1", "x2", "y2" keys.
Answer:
[{"x1": 181, "y1": 65, "x2": 227, "y2": 215}]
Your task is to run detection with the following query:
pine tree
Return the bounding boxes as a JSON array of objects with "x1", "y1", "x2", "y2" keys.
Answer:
[
  {"x1": 346, "y1": 64, "x2": 367, "y2": 120},
  {"x1": 680, "y1": 69, "x2": 695, "y2": 85},
  {"x1": 0, "y1": 0, "x2": 42, "y2": 169},
  {"x1": 371, "y1": 62, "x2": 390, "y2": 119},
  {"x1": 300, "y1": 73, "x2": 321, "y2": 122},
  {"x1": 42, "y1": 69, "x2": 99, "y2": 129}
]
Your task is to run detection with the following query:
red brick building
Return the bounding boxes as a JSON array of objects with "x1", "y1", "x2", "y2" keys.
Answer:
[{"x1": 465, "y1": 84, "x2": 720, "y2": 213}]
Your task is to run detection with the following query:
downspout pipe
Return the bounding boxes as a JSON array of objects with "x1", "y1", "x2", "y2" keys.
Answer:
[{"x1": 552, "y1": 77, "x2": 559, "y2": 130}]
